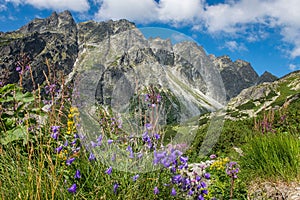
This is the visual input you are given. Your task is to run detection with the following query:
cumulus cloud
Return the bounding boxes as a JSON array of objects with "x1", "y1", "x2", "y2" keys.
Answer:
[
  {"x1": 222, "y1": 41, "x2": 248, "y2": 52},
  {"x1": 200, "y1": 0, "x2": 300, "y2": 58},
  {"x1": 288, "y1": 64, "x2": 297, "y2": 71},
  {"x1": 157, "y1": 0, "x2": 204, "y2": 25},
  {"x1": 94, "y1": 0, "x2": 158, "y2": 23},
  {"x1": 5, "y1": 0, "x2": 90, "y2": 12}
]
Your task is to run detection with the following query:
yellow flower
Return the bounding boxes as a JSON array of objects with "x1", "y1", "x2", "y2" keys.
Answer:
[
  {"x1": 210, "y1": 157, "x2": 230, "y2": 171},
  {"x1": 67, "y1": 121, "x2": 74, "y2": 127},
  {"x1": 70, "y1": 107, "x2": 79, "y2": 116}
]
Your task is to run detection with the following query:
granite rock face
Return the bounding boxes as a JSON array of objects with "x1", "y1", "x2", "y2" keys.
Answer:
[{"x1": 0, "y1": 11, "x2": 78, "y2": 90}]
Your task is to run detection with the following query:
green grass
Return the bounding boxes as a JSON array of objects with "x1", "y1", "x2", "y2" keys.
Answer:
[
  {"x1": 240, "y1": 133, "x2": 300, "y2": 182},
  {"x1": 271, "y1": 78, "x2": 299, "y2": 107},
  {"x1": 236, "y1": 100, "x2": 256, "y2": 110}
]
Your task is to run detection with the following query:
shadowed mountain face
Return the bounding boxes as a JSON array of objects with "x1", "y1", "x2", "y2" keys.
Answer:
[{"x1": 0, "y1": 11, "x2": 277, "y2": 118}]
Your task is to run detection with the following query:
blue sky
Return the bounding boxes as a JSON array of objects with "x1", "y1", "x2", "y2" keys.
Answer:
[{"x1": 1, "y1": 0, "x2": 300, "y2": 77}]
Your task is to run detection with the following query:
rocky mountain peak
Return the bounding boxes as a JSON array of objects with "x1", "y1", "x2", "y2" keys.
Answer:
[
  {"x1": 78, "y1": 19, "x2": 136, "y2": 44},
  {"x1": 256, "y1": 71, "x2": 278, "y2": 85},
  {"x1": 18, "y1": 10, "x2": 77, "y2": 36},
  {"x1": 212, "y1": 55, "x2": 259, "y2": 99},
  {"x1": 234, "y1": 59, "x2": 250, "y2": 67},
  {"x1": 149, "y1": 37, "x2": 172, "y2": 51}
]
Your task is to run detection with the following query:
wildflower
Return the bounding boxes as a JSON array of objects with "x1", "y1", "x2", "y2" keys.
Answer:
[
  {"x1": 170, "y1": 165, "x2": 176, "y2": 174},
  {"x1": 67, "y1": 183, "x2": 77, "y2": 193},
  {"x1": 209, "y1": 154, "x2": 217, "y2": 159},
  {"x1": 106, "y1": 166, "x2": 112, "y2": 175},
  {"x1": 91, "y1": 141, "x2": 98, "y2": 147},
  {"x1": 111, "y1": 153, "x2": 116, "y2": 161},
  {"x1": 89, "y1": 152, "x2": 96, "y2": 161},
  {"x1": 153, "y1": 150, "x2": 166, "y2": 165},
  {"x1": 127, "y1": 146, "x2": 133, "y2": 152},
  {"x1": 97, "y1": 135, "x2": 103, "y2": 145},
  {"x1": 67, "y1": 121, "x2": 74, "y2": 127},
  {"x1": 74, "y1": 169, "x2": 81, "y2": 179},
  {"x1": 108, "y1": 139, "x2": 113, "y2": 145},
  {"x1": 171, "y1": 188, "x2": 176, "y2": 196},
  {"x1": 51, "y1": 126, "x2": 60, "y2": 133},
  {"x1": 197, "y1": 194, "x2": 204, "y2": 200},
  {"x1": 201, "y1": 189, "x2": 208, "y2": 195},
  {"x1": 172, "y1": 175, "x2": 182, "y2": 184},
  {"x1": 204, "y1": 173, "x2": 210, "y2": 179},
  {"x1": 71, "y1": 139, "x2": 77, "y2": 146},
  {"x1": 180, "y1": 156, "x2": 188, "y2": 164},
  {"x1": 16, "y1": 66, "x2": 21, "y2": 72},
  {"x1": 145, "y1": 94, "x2": 150, "y2": 101},
  {"x1": 113, "y1": 183, "x2": 119, "y2": 194},
  {"x1": 154, "y1": 186, "x2": 159, "y2": 195},
  {"x1": 51, "y1": 132, "x2": 59, "y2": 140},
  {"x1": 51, "y1": 126, "x2": 60, "y2": 140},
  {"x1": 154, "y1": 133, "x2": 160, "y2": 140},
  {"x1": 64, "y1": 140, "x2": 68, "y2": 147},
  {"x1": 132, "y1": 174, "x2": 139, "y2": 182},
  {"x1": 156, "y1": 94, "x2": 162, "y2": 103},
  {"x1": 55, "y1": 146, "x2": 63, "y2": 153},
  {"x1": 145, "y1": 123, "x2": 152, "y2": 130},
  {"x1": 66, "y1": 157, "x2": 75, "y2": 166},
  {"x1": 226, "y1": 161, "x2": 239, "y2": 179},
  {"x1": 45, "y1": 83, "x2": 56, "y2": 94},
  {"x1": 137, "y1": 152, "x2": 143, "y2": 159},
  {"x1": 200, "y1": 181, "x2": 206, "y2": 188},
  {"x1": 196, "y1": 175, "x2": 201, "y2": 182}
]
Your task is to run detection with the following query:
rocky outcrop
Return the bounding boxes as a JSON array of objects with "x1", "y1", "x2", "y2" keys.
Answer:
[
  {"x1": 212, "y1": 56, "x2": 259, "y2": 99},
  {"x1": 0, "y1": 11, "x2": 78, "y2": 90}
]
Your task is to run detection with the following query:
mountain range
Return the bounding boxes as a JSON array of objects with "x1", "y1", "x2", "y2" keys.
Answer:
[{"x1": 0, "y1": 10, "x2": 279, "y2": 121}]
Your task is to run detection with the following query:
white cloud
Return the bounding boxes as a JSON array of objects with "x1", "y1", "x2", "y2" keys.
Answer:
[
  {"x1": 157, "y1": 0, "x2": 204, "y2": 25},
  {"x1": 200, "y1": 0, "x2": 300, "y2": 58},
  {"x1": 222, "y1": 41, "x2": 248, "y2": 52},
  {"x1": 0, "y1": 4, "x2": 7, "y2": 11},
  {"x1": 5, "y1": 0, "x2": 90, "y2": 12},
  {"x1": 5, "y1": 0, "x2": 22, "y2": 5},
  {"x1": 94, "y1": 0, "x2": 158, "y2": 23},
  {"x1": 288, "y1": 64, "x2": 297, "y2": 71}
]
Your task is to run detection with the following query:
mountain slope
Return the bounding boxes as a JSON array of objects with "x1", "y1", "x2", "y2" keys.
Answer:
[{"x1": 226, "y1": 70, "x2": 300, "y2": 119}]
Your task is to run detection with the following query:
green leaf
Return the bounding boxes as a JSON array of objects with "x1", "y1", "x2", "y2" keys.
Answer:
[
  {"x1": 15, "y1": 91, "x2": 34, "y2": 103},
  {"x1": 4, "y1": 118, "x2": 15, "y2": 128},
  {"x1": 0, "y1": 125, "x2": 27, "y2": 145},
  {"x1": 0, "y1": 84, "x2": 16, "y2": 94},
  {"x1": 0, "y1": 96, "x2": 14, "y2": 103}
]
